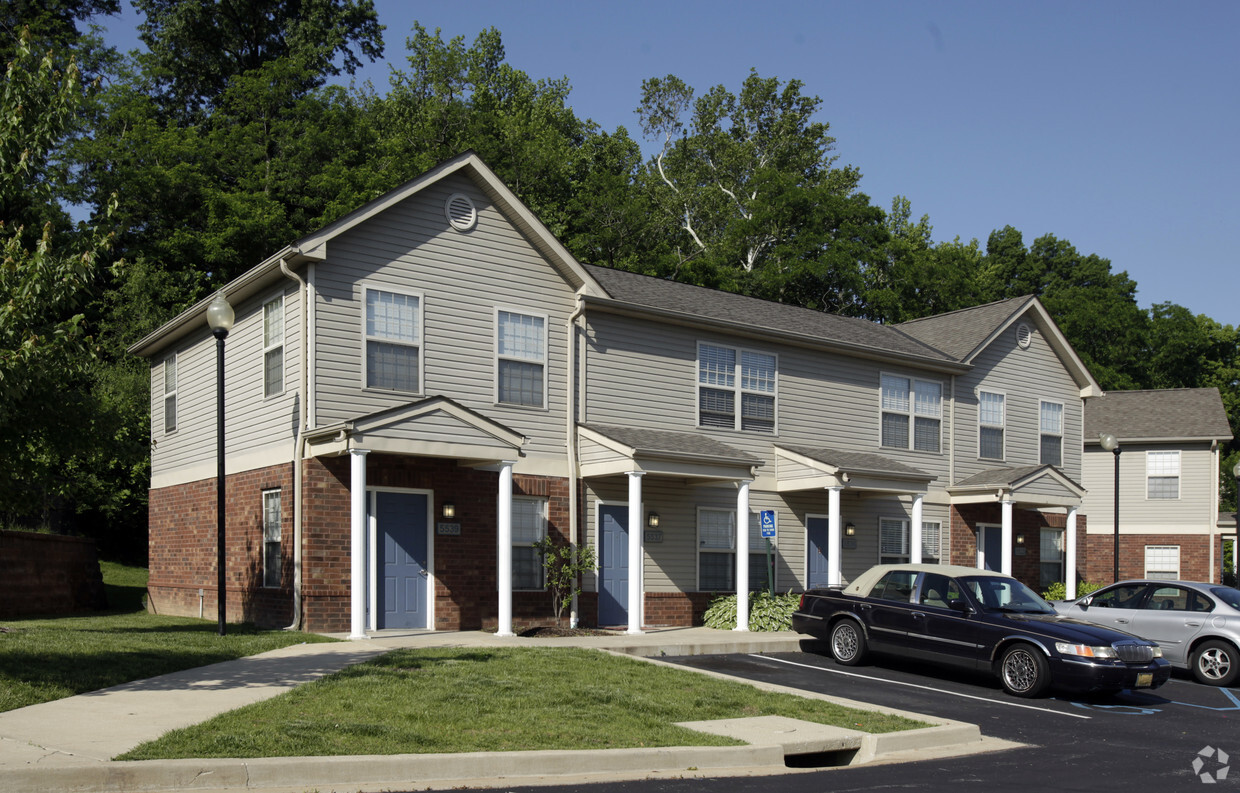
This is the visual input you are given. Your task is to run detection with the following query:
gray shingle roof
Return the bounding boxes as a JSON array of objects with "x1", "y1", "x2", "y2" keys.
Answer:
[
  {"x1": 952, "y1": 465, "x2": 1052, "y2": 489},
  {"x1": 582, "y1": 424, "x2": 763, "y2": 465},
  {"x1": 1084, "y1": 388, "x2": 1233, "y2": 441},
  {"x1": 583, "y1": 264, "x2": 958, "y2": 365},
  {"x1": 895, "y1": 296, "x2": 1036, "y2": 362},
  {"x1": 777, "y1": 444, "x2": 932, "y2": 479}
]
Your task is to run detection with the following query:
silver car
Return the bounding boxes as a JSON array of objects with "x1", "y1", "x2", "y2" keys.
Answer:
[{"x1": 1054, "y1": 580, "x2": 1240, "y2": 686}]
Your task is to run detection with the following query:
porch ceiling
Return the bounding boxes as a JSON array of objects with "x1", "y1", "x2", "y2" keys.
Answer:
[
  {"x1": 773, "y1": 444, "x2": 933, "y2": 494},
  {"x1": 577, "y1": 424, "x2": 760, "y2": 482},
  {"x1": 947, "y1": 464, "x2": 1084, "y2": 508}
]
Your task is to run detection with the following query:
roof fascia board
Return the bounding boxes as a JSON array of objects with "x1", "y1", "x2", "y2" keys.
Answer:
[
  {"x1": 1086, "y1": 436, "x2": 1231, "y2": 445},
  {"x1": 583, "y1": 297, "x2": 970, "y2": 375}
]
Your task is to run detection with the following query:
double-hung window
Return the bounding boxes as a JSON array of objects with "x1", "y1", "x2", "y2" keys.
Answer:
[
  {"x1": 512, "y1": 497, "x2": 547, "y2": 589},
  {"x1": 263, "y1": 296, "x2": 284, "y2": 398},
  {"x1": 496, "y1": 310, "x2": 546, "y2": 407},
  {"x1": 1039, "y1": 400, "x2": 1063, "y2": 466},
  {"x1": 1040, "y1": 528, "x2": 1064, "y2": 590},
  {"x1": 880, "y1": 375, "x2": 941, "y2": 452},
  {"x1": 698, "y1": 343, "x2": 776, "y2": 433},
  {"x1": 1147, "y1": 451, "x2": 1180, "y2": 499},
  {"x1": 364, "y1": 287, "x2": 421, "y2": 392},
  {"x1": 697, "y1": 508, "x2": 767, "y2": 591},
  {"x1": 163, "y1": 354, "x2": 177, "y2": 433},
  {"x1": 262, "y1": 489, "x2": 282, "y2": 588},
  {"x1": 978, "y1": 390, "x2": 1005, "y2": 460},
  {"x1": 880, "y1": 519, "x2": 940, "y2": 564}
]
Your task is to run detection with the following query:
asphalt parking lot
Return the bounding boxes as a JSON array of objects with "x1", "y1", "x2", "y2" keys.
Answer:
[{"x1": 666, "y1": 649, "x2": 1240, "y2": 790}]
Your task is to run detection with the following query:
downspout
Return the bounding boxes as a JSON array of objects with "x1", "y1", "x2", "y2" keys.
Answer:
[
  {"x1": 566, "y1": 290, "x2": 586, "y2": 628},
  {"x1": 281, "y1": 255, "x2": 309, "y2": 630}
]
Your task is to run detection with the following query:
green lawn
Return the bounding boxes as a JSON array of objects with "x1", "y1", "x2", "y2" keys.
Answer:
[
  {"x1": 0, "y1": 562, "x2": 336, "y2": 713},
  {"x1": 119, "y1": 646, "x2": 926, "y2": 760}
]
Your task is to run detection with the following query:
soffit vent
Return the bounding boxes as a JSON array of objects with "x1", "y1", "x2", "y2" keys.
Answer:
[
  {"x1": 445, "y1": 193, "x2": 477, "y2": 231},
  {"x1": 1016, "y1": 322, "x2": 1033, "y2": 350}
]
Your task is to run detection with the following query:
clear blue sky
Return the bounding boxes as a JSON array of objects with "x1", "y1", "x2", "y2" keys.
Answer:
[{"x1": 102, "y1": 0, "x2": 1238, "y2": 324}]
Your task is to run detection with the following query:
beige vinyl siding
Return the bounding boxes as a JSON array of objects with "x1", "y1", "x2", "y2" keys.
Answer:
[
  {"x1": 954, "y1": 316, "x2": 1083, "y2": 483},
  {"x1": 311, "y1": 174, "x2": 575, "y2": 458},
  {"x1": 150, "y1": 284, "x2": 302, "y2": 479},
  {"x1": 583, "y1": 312, "x2": 953, "y2": 487},
  {"x1": 1082, "y1": 442, "x2": 1217, "y2": 531}
]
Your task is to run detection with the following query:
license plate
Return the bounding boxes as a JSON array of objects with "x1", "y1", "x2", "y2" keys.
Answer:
[{"x1": 1136, "y1": 672, "x2": 1154, "y2": 688}]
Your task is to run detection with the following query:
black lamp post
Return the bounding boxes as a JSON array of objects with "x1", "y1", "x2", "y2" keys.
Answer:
[
  {"x1": 1233, "y1": 460, "x2": 1240, "y2": 584},
  {"x1": 207, "y1": 292, "x2": 234, "y2": 636},
  {"x1": 1099, "y1": 432, "x2": 1122, "y2": 583}
]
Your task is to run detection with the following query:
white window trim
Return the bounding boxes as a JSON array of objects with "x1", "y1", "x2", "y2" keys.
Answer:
[
  {"x1": 261, "y1": 489, "x2": 282, "y2": 589},
  {"x1": 978, "y1": 388, "x2": 1007, "y2": 461},
  {"x1": 1145, "y1": 450, "x2": 1182, "y2": 500},
  {"x1": 512, "y1": 495, "x2": 548, "y2": 591},
  {"x1": 361, "y1": 283, "x2": 424, "y2": 395},
  {"x1": 696, "y1": 341, "x2": 778, "y2": 434},
  {"x1": 263, "y1": 292, "x2": 286, "y2": 399},
  {"x1": 163, "y1": 353, "x2": 177, "y2": 434},
  {"x1": 878, "y1": 373, "x2": 943, "y2": 453},
  {"x1": 494, "y1": 306, "x2": 550, "y2": 409},
  {"x1": 1144, "y1": 544, "x2": 1181, "y2": 579},
  {"x1": 1039, "y1": 398, "x2": 1064, "y2": 466}
]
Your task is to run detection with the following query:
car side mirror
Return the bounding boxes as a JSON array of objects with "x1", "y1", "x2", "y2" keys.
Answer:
[
  {"x1": 1078, "y1": 596, "x2": 1093, "y2": 609},
  {"x1": 948, "y1": 598, "x2": 974, "y2": 614}
]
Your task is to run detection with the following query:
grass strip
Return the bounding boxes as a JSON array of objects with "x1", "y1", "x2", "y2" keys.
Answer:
[
  {"x1": 119, "y1": 647, "x2": 926, "y2": 759},
  {"x1": 0, "y1": 562, "x2": 336, "y2": 713}
]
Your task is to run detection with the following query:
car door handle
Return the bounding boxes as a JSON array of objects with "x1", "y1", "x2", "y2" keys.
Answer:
[
  {"x1": 860, "y1": 604, "x2": 872, "y2": 611},
  {"x1": 1185, "y1": 621, "x2": 1201, "y2": 627},
  {"x1": 912, "y1": 612, "x2": 926, "y2": 619},
  {"x1": 1115, "y1": 618, "x2": 1130, "y2": 624}
]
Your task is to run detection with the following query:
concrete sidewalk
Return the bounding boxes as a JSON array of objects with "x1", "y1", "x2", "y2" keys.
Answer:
[{"x1": 0, "y1": 628, "x2": 1000, "y2": 793}]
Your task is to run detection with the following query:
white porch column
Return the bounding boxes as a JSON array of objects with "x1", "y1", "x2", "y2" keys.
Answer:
[
  {"x1": 1065, "y1": 507, "x2": 1079, "y2": 600},
  {"x1": 735, "y1": 480, "x2": 751, "y2": 632},
  {"x1": 349, "y1": 449, "x2": 369, "y2": 640},
  {"x1": 828, "y1": 486, "x2": 843, "y2": 587},
  {"x1": 626, "y1": 471, "x2": 645, "y2": 635},
  {"x1": 1000, "y1": 496, "x2": 1014, "y2": 576},
  {"x1": 497, "y1": 461, "x2": 516, "y2": 637},
  {"x1": 910, "y1": 493, "x2": 925, "y2": 564}
]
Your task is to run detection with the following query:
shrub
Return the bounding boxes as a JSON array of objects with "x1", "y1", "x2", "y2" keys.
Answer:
[
  {"x1": 1042, "y1": 580, "x2": 1105, "y2": 601},
  {"x1": 702, "y1": 591, "x2": 800, "y2": 631}
]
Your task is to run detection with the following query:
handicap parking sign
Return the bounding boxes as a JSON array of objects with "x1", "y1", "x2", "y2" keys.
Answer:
[{"x1": 759, "y1": 510, "x2": 776, "y2": 538}]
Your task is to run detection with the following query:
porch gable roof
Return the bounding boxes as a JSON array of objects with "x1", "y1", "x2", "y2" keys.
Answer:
[
  {"x1": 773, "y1": 444, "x2": 933, "y2": 493},
  {"x1": 577, "y1": 424, "x2": 760, "y2": 481},
  {"x1": 948, "y1": 464, "x2": 1085, "y2": 508}
]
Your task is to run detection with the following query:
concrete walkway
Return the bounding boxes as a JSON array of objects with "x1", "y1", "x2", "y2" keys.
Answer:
[{"x1": 0, "y1": 628, "x2": 1002, "y2": 793}]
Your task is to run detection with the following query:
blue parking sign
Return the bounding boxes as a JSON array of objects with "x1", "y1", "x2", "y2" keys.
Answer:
[{"x1": 759, "y1": 510, "x2": 776, "y2": 538}]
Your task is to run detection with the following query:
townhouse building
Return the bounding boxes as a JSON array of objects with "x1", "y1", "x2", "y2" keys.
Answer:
[{"x1": 132, "y1": 153, "x2": 1105, "y2": 636}]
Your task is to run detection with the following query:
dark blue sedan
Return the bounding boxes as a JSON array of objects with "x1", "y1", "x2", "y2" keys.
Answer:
[{"x1": 792, "y1": 564, "x2": 1171, "y2": 698}]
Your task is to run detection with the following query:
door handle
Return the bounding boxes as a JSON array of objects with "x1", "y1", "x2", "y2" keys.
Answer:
[
  {"x1": 1185, "y1": 621, "x2": 1201, "y2": 627},
  {"x1": 912, "y1": 612, "x2": 926, "y2": 619},
  {"x1": 1116, "y1": 618, "x2": 1130, "y2": 624}
]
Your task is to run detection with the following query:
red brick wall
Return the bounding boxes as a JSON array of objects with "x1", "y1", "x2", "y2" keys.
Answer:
[
  {"x1": 0, "y1": 531, "x2": 106, "y2": 617},
  {"x1": 147, "y1": 462, "x2": 294, "y2": 627},
  {"x1": 950, "y1": 504, "x2": 1089, "y2": 592},
  {"x1": 644, "y1": 591, "x2": 714, "y2": 627},
  {"x1": 1084, "y1": 533, "x2": 1215, "y2": 584}
]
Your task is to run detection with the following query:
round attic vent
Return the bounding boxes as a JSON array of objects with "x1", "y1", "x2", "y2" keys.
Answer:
[
  {"x1": 1016, "y1": 322, "x2": 1033, "y2": 349},
  {"x1": 445, "y1": 193, "x2": 477, "y2": 231}
]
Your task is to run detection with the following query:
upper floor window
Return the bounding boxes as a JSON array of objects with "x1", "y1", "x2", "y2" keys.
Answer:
[
  {"x1": 1147, "y1": 451, "x2": 1180, "y2": 499},
  {"x1": 512, "y1": 497, "x2": 547, "y2": 589},
  {"x1": 496, "y1": 310, "x2": 546, "y2": 407},
  {"x1": 262, "y1": 489, "x2": 282, "y2": 588},
  {"x1": 364, "y1": 287, "x2": 421, "y2": 393},
  {"x1": 978, "y1": 390, "x2": 1005, "y2": 460},
  {"x1": 880, "y1": 375, "x2": 941, "y2": 452},
  {"x1": 1039, "y1": 400, "x2": 1063, "y2": 466},
  {"x1": 163, "y1": 354, "x2": 177, "y2": 433},
  {"x1": 263, "y1": 296, "x2": 284, "y2": 398},
  {"x1": 698, "y1": 343, "x2": 776, "y2": 433}
]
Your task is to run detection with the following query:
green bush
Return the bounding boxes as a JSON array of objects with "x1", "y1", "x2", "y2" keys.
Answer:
[
  {"x1": 702, "y1": 591, "x2": 801, "y2": 631},
  {"x1": 1042, "y1": 580, "x2": 1105, "y2": 601}
]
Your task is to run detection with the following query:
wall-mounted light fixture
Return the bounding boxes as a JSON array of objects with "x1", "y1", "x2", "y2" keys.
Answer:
[
  {"x1": 442, "y1": 502, "x2": 456, "y2": 519},
  {"x1": 647, "y1": 512, "x2": 660, "y2": 529},
  {"x1": 844, "y1": 522, "x2": 856, "y2": 537},
  {"x1": 1016, "y1": 534, "x2": 1025, "y2": 545}
]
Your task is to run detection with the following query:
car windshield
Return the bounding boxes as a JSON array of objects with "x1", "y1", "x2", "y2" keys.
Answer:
[
  {"x1": 959, "y1": 575, "x2": 1056, "y2": 614},
  {"x1": 1209, "y1": 587, "x2": 1240, "y2": 610}
]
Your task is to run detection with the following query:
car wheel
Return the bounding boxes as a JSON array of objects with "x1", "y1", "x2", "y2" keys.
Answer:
[
  {"x1": 1191, "y1": 640, "x2": 1239, "y2": 687},
  {"x1": 829, "y1": 619, "x2": 868, "y2": 666},
  {"x1": 999, "y1": 643, "x2": 1051, "y2": 698}
]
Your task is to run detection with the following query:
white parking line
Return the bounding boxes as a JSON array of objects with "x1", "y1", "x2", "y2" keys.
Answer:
[{"x1": 750, "y1": 654, "x2": 1092, "y2": 720}]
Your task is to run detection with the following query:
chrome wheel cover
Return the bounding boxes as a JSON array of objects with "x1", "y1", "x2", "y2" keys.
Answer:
[
  {"x1": 832, "y1": 624, "x2": 859, "y2": 661},
  {"x1": 1002, "y1": 648, "x2": 1039, "y2": 693},
  {"x1": 1197, "y1": 647, "x2": 1233, "y2": 681}
]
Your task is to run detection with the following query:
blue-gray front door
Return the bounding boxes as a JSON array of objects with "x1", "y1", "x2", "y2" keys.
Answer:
[
  {"x1": 598, "y1": 505, "x2": 628, "y2": 626},
  {"x1": 377, "y1": 491, "x2": 428, "y2": 630},
  {"x1": 806, "y1": 516, "x2": 831, "y2": 589},
  {"x1": 980, "y1": 525, "x2": 1003, "y2": 571}
]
